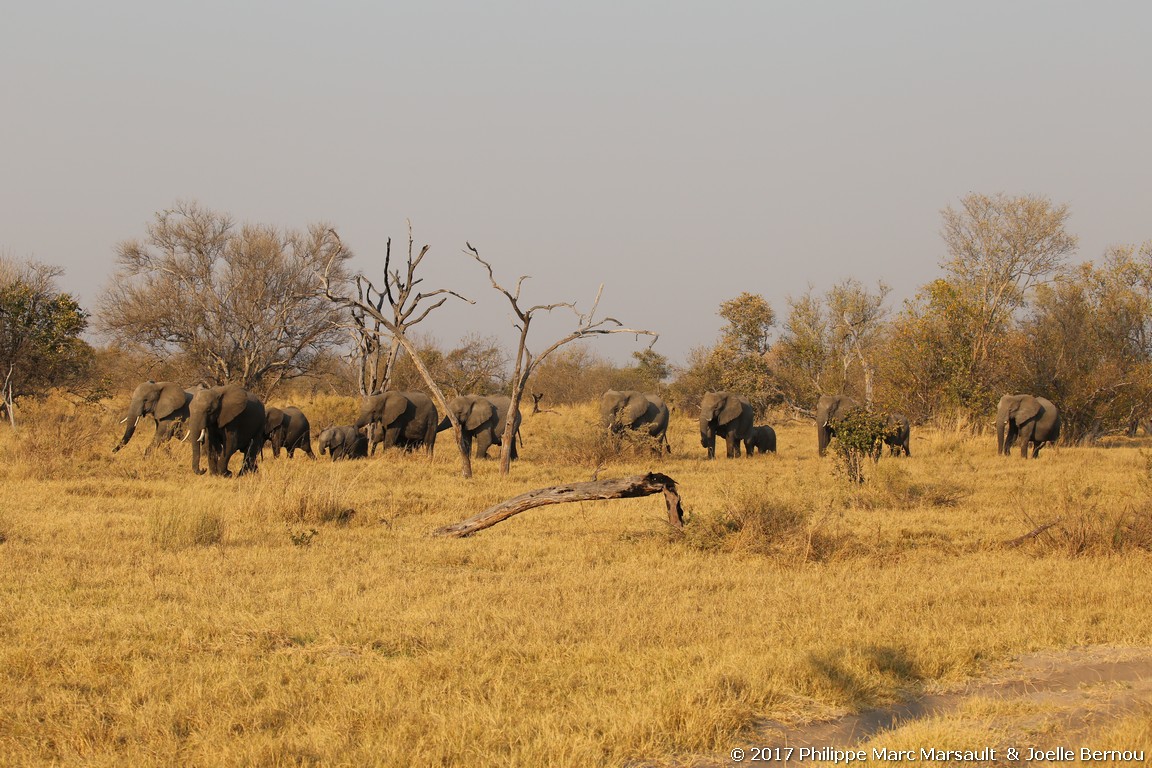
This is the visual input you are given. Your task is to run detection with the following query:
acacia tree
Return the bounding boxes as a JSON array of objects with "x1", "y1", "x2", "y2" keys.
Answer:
[
  {"x1": 467, "y1": 243, "x2": 659, "y2": 475},
  {"x1": 322, "y1": 229, "x2": 478, "y2": 477},
  {"x1": 98, "y1": 201, "x2": 352, "y2": 393}
]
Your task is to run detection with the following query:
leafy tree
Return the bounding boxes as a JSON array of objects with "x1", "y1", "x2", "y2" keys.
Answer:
[
  {"x1": 938, "y1": 193, "x2": 1077, "y2": 396},
  {"x1": 98, "y1": 201, "x2": 353, "y2": 393},
  {"x1": 1016, "y1": 244, "x2": 1152, "y2": 441},
  {"x1": 772, "y1": 280, "x2": 888, "y2": 413},
  {"x1": 672, "y1": 292, "x2": 779, "y2": 414},
  {"x1": 0, "y1": 257, "x2": 92, "y2": 420}
]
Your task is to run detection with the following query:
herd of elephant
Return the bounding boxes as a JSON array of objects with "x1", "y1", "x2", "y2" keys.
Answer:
[
  {"x1": 112, "y1": 381, "x2": 521, "y2": 476},
  {"x1": 110, "y1": 381, "x2": 1062, "y2": 477}
]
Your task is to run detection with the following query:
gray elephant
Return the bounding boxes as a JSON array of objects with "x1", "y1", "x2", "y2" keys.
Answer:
[
  {"x1": 355, "y1": 391, "x2": 438, "y2": 455},
  {"x1": 816, "y1": 395, "x2": 860, "y2": 456},
  {"x1": 600, "y1": 390, "x2": 671, "y2": 453},
  {"x1": 264, "y1": 406, "x2": 315, "y2": 459},
  {"x1": 884, "y1": 414, "x2": 911, "y2": 457},
  {"x1": 187, "y1": 384, "x2": 266, "y2": 476},
  {"x1": 744, "y1": 425, "x2": 777, "y2": 455},
  {"x1": 699, "y1": 391, "x2": 754, "y2": 459},
  {"x1": 997, "y1": 394, "x2": 1060, "y2": 458},
  {"x1": 436, "y1": 394, "x2": 521, "y2": 459},
  {"x1": 113, "y1": 380, "x2": 198, "y2": 455},
  {"x1": 317, "y1": 425, "x2": 368, "y2": 460}
]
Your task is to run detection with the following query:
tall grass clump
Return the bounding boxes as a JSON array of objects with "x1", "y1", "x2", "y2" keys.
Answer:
[
  {"x1": 681, "y1": 480, "x2": 844, "y2": 561},
  {"x1": 854, "y1": 461, "x2": 968, "y2": 510},
  {"x1": 1008, "y1": 478, "x2": 1152, "y2": 556},
  {"x1": 1, "y1": 392, "x2": 111, "y2": 478},
  {"x1": 148, "y1": 503, "x2": 225, "y2": 550}
]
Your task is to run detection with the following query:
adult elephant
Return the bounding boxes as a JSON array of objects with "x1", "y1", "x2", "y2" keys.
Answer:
[
  {"x1": 699, "y1": 391, "x2": 754, "y2": 459},
  {"x1": 355, "y1": 391, "x2": 438, "y2": 455},
  {"x1": 600, "y1": 390, "x2": 670, "y2": 453},
  {"x1": 187, "y1": 384, "x2": 266, "y2": 476},
  {"x1": 816, "y1": 395, "x2": 860, "y2": 456},
  {"x1": 884, "y1": 414, "x2": 911, "y2": 457},
  {"x1": 317, "y1": 425, "x2": 368, "y2": 460},
  {"x1": 264, "y1": 406, "x2": 315, "y2": 459},
  {"x1": 113, "y1": 381, "x2": 198, "y2": 455},
  {"x1": 437, "y1": 394, "x2": 521, "y2": 460},
  {"x1": 745, "y1": 425, "x2": 777, "y2": 455},
  {"x1": 997, "y1": 394, "x2": 1060, "y2": 458}
]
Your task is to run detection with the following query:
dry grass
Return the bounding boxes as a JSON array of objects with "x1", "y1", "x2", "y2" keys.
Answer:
[{"x1": 1, "y1": 401, "x2": 1151, "y2": 766}]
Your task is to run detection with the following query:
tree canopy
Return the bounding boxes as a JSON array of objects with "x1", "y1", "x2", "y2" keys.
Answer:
[{"x1": 97, "y1": 201, "x2": 352, "y2": 393}]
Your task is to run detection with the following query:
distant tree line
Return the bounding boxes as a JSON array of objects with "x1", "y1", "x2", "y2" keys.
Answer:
[{"x1": 4, "y1": 193, "x2": 1152, "y2": 442}]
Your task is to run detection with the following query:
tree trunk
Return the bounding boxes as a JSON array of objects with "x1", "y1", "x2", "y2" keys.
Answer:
[{"x1": 432, "y1": 472, "x2": 684, "y2": 538}]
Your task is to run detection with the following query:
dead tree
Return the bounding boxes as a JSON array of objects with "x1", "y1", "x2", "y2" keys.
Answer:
[
  {"x1": 466, "y1": 243, "x2": 659, "y2": 475},
  {"x1": 322, "y1": 225, "x2": 478, "y2": 477},
  {"x1": 432, "y1": 472, "x2": 685, "y2": 537}
]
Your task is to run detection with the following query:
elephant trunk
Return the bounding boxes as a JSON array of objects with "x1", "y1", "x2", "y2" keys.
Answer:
[
  {"x1": 115, "y1": 401, "x2": 145, "y2": 451},
  {"x1": 996, "y1": 421, "x2": 1006, "y2": 456},
  {"x1": 700, "y1": 420, "x2": 716, "y2": 459},
  {"x1": 354, "y1": 412, "x2": 373, "y2": 430},
  {"x1": 189, "y1": 415, "x2": 207, "y2": 475},
  {"x1": 818, "y1": 424, "x2": 829, "y2": 457}
]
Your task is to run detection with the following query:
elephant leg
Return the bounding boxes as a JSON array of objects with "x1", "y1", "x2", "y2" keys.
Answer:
[
  {"x1": 146, "y1": 421, "x2": 170, "y2": 457},
  {"x1": 474, "y1": 432, "x2": 493, "y2": 459}
]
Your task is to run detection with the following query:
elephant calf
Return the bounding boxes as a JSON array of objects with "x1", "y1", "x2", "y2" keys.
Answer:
[
  {"x1": 318, "y1": 425, "x2": 368, "y2": 461},
  {"x1": 744, "y1": 425, "x2": 777, "y2": 455},
  {"x1": 265, "y1": 406, "x2": 316, "y2": 459},
  {"x1": 884, "y1": 414, "x2": 911, "y2": 457}
]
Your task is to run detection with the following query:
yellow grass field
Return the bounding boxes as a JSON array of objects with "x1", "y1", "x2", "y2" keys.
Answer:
[{"x1": 2, "y1": 396, "x2": 1151, "y2": 766}]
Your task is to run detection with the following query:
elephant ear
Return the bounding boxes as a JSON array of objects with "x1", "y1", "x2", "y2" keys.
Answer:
[
  {"x1": 718, "y1": 394, "x2": 744, "y2": 425},
  {"x1": 623, "y1": 393, "x2": 649, "y2": 425},
  {"x1": 154, "y1": 383, "x2": 188, "y2": 420},
  {"x1": 465, "y1": 398, "x2": 495, "y2": 431},
  {"x1": 218, "y1": 386, "x2": 250, "y2": 427},
  {"x1": 266, "y1": 408, "x2": 285, "y2": 431},
  {"x1": 1015, "y1": 397, "x2": 1042, "y2": 424},
  {"x1": 382, "y1": 393, "x2": 409, "y2": 426}
]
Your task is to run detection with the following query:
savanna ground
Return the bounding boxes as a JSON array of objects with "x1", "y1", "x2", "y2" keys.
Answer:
[{"x1": 2, "y1": 395, "x2": 1151, "y2": 767}]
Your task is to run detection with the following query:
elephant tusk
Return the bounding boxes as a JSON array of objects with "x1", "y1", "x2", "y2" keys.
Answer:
[
  {"x1": 119, "y1": 416, "x2": 128, "y2": 424},
  {"x1": 181, "y1": 431, "x2": 190, "y2": 442},
  {"x1": 133, "y1": 415, "x2": 140, "y2": 428},
  {"x1": 197, "y1": 429, "x2": 206, "y2": 443}
]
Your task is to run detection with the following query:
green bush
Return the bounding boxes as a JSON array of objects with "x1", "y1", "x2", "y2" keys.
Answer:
[{"x1": 829, "y1": 410, "x2": 902, "y2": 483}]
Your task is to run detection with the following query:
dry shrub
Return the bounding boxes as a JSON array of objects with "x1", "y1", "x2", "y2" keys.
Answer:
[
  {"x1": 1008, "y1": 481, "x2": 1152, "y2": 556},
  {"x1": 682, "y1": 482, "x2": 845, "y2": 561},
  {"x1": 550, "y1": 424, "x2": 654, "y2": 467},
  {"x1": 149, "y1": 504, "x2": 224, "y2": 550},
  {"x1": 854, "y1": 462, "x2": 967, "y2": 510}
]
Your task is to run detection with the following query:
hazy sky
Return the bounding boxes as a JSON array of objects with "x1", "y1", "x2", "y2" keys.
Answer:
[{"x1": 3, "y1": 1, "x2": 1150, "y2": 365}]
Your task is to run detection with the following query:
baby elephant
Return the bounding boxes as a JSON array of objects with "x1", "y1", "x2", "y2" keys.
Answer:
[
  {"x1": 744, "y1": 425, "x2": 777, "y2": 455},
  {"x1": 317, "y1": 425, "x2": 368, "y2": 461}
]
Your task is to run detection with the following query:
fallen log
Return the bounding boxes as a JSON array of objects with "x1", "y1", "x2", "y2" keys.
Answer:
[{"x1": 432, "y1": 472, "x2": 685, "y2": 538}]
